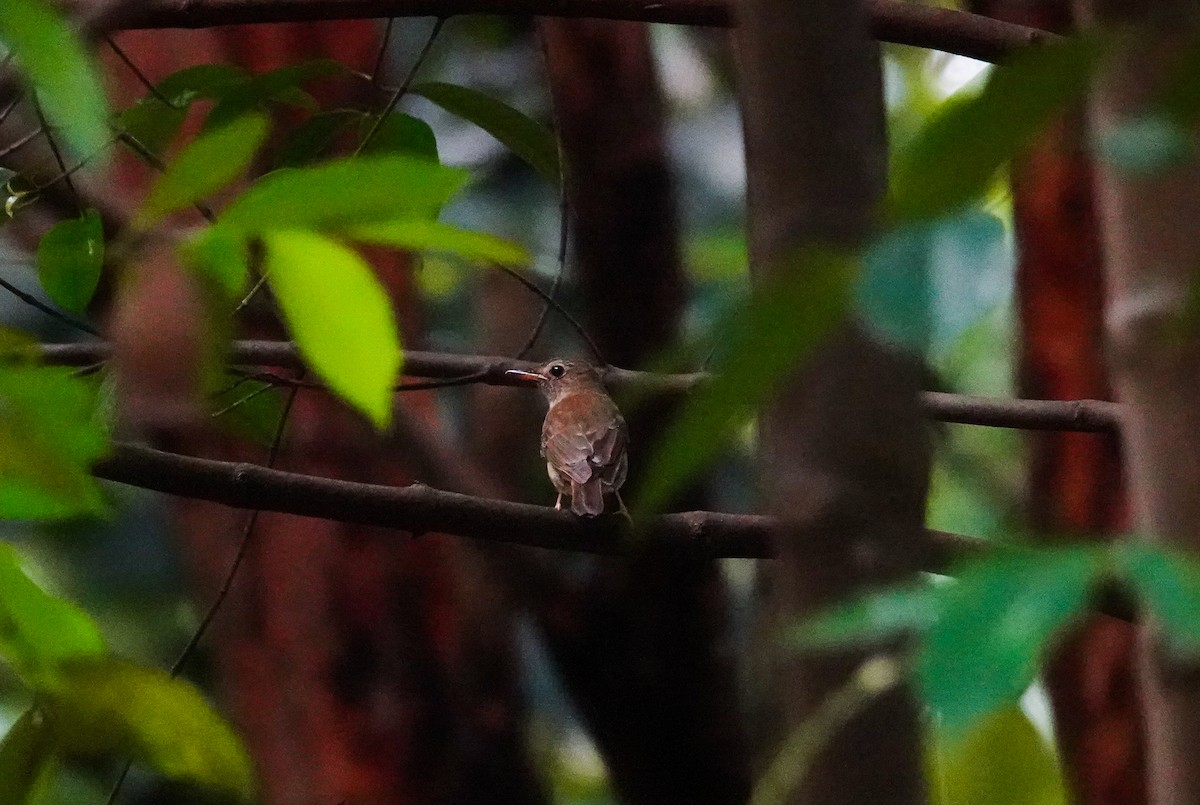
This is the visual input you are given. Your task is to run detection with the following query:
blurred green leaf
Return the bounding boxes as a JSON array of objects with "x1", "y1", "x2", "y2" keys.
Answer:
[
  {"x1": 275, "y1": 109, "x2": 366, "y2": 168},
  {"x1": 205, "y1": 58, "x2": 349, "y2": 130},
  {"x1": 152, "y1": 64, "x2": 250, "y2": 107},
  {"x1": 263, "y1": 230, "x2": 401, "y2": 428},
  {"x1": 1094, "y1": 113, "x2": 1195, "y2": 176},
  {"x1": 412, "y1": 81, "x2": 559, "y2": 183},
  {"x1": 1113, "y1": 541, "x2": 1200, "y2": 655},
  {"x1": 137, "y1": 113, "x2": 269, "y2": 227},
  {"x1": 685, "y1": 231, "x2": 747, "y2": 282},
  {"x1": 0, "y1": 708, "x2": 57, "y2": 805},
  {"x1": 46, "y1": 659, "x2": 255, "y2": 801},
  {"x1": 0, "y1": 365, "x2": 110, "y2": 520},
  {"x1": 218, "y1": 155, "x2": 467, "y2": 233},
  {"x1": 889, "y1": 36, "x2": 1106, "y2": 222},
  {"x1": 210, "y1": 381, "x2": 286, "y2": 445},
  {"x1": 350, "y1": 219, "x2": 529, "y2": 265},
  {"x1": 36, "y1": 209, "x2": 103, "y2": 314},
  {"x1": 359, "y1": 113, "x2": 439, "y2": 161},
  {"x1": 0, "y1": 0, "x2": 110, "y2": 156},
  {"x1": 182, "y1": 226, "x2": 249, "y2": 301},
  {"x1": 0, "y1": 540, "x2": 107, "y2": 685},
  {"x1": 634, "y1": 246, "x2": 856, "y2": 515},
  {"x1": 784, "y1": 582, "x2": 939, "y2": 652},
  {"x1": 116, "y1": 99, "x2": 188, "y2": 156},
  {"x1": 928, "y1": 704, "x2": 1067, "y2": 805},
  {"x1": 920, "y1": 547, "x2": 1101, "y2": 736}
]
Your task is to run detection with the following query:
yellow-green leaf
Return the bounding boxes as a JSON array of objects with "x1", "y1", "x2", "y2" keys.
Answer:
[
  {"x1": 349, "y1": 219, "x2": 529, "y2": 266},
  {"x1": 36, "y1": 210, "x2": 104, "y2": 314},
  {"x1": 0, "y1": 708, "x2": 57, "y2": 805}
]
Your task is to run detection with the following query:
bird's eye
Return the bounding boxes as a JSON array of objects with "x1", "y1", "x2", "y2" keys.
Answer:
[{"x1": 549, "y1": 364, "x2": 565, "y2": 378}]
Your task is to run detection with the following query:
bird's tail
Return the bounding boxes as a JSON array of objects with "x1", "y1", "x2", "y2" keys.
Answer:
[{"x1": 570, "y1": 479, "x2": 605, "y2": 517}]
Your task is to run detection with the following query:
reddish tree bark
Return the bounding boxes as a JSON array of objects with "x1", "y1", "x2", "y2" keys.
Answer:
[{"x1": 968, "y1": 3, "x2": 1143, "y2": 803}]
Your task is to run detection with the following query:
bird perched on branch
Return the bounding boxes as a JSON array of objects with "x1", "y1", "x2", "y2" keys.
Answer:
[{"x1": 506, "y1": 359, "x2": 629, "y2": 517}]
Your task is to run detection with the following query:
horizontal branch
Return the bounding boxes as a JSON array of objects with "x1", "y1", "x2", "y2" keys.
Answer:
[
  {"x1": 36, "y1": 340, "x2": 1123, "y2": 433},
  {"x1": 88, "y1": 0, "x2": 1058, "y2": 63}
]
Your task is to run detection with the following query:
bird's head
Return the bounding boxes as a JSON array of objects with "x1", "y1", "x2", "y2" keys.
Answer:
[{"x1": 506, "y1": 359, "x2": 605, "y2": 404}]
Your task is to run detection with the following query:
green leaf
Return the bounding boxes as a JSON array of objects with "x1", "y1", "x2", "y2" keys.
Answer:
[
  {"x1": 0, "y1": 708, "x2": 57, "y2": 805},
  {"x1": 0, "y1": 0, "x2": 109, "y2": 156},
  {"x1": 349, "y1": 219, "x2": 529, "y2": 265},
  {"x1": 181, "y1": 226, "x2": 249, "y2": 301},
  {"x1": 784, "y1": 582, "x2": 939, "y2": 651},
  {"x1": 888, "y1": 36, "x2": 1106, "y2": 223},
  {"x1": 263, "y1": 230, "x2": 402, "y2": 427},
  {"x1": 152, "y1": 64, "x2": 250, "y2": 107},
  {"x1": 218, "y1": 154, "x2": 467, "y2": 233},
  {"x1": 928, "y1": 704, "x2": 1067, "y2": 805},
  {"x1": 45, "y1": 659, "x2": 255, "y2": 801},
  {"x1": 1094, "y1": 114, "x2": 1196, "y2": 176},
  {"x1": 634, "y1": 246, "x2": 857, "y2": 515},
  {"x1": 920, "y1": 546, "x2": 1102, "y2": 736},
  {"x1": 359, "y1": 113, "x2": 439, "y2": 161},
  {"x1": 210, "y1": 381, "x2": 286, "y2": 445},
  {"x1": 204, "y1": 59, "x2": 349, "y2": 131},
  {"x1": 275, "y1": 109, "x2": 366, "y2": 168},
  {"x1": 0, "y1": 365, "x2": 110, "y2": 521},
  {"x1": 137, "y1": 113, "x2": 269, "y2": 227},
  {"x1": 412, "y1": 81, "x2": 559, "y2": 183},
  {"x1": 36, "y1": 210, "x2": 104, "y2": 314},
  {"x1": 1113, "y1": 541, "x2": 1200, "y2": 655},
  {"x1": 116, "y1": 98, "x2": 188, "y2": 156},
  {"x1": 0, "y1": 540, "x2": 107, "y2": 686}
]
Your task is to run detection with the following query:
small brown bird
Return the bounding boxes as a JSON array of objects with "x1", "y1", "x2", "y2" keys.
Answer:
[{"x1": 506, "y1": 359, "x2": 629, "y2": 517}]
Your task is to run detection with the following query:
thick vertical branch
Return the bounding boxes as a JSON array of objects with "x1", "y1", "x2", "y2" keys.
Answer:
[
  {"x1": 738, "y1": 1, "x2": 929, "y2": 804},
  {"x1": 1087, "y1": 2, "x2": 1200, "y2": 804}
]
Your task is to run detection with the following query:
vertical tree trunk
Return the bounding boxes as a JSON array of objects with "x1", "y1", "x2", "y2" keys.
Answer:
[
  {"x1": 738, "y1": 1, "x2": 930, "y2": 804},
  {"x1": 968, "y1": 3, "x2": 1143, "y2": 802},
  {"x1": 1087, "y1": 2, "x2": 1200, "y2": 803}
]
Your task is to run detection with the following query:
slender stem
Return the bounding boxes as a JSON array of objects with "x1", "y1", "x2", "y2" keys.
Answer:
[
  {"x1": 0, "y1": 275, "x2": 100, "y2": 337},
  {"x1": 370, "y1": 18, "x2": 396, "y2": 84},
  {"x1": 354, "y1": 16, "x2": 446, "y2": 155},
  {"x1": 0, "y1": 127, "x2": 43, "y2": 159},
  {"x1": 35, "y1": 106, "x2": 82, "y2": 215},
  {"x1": 106, "y1": 35, "x2": 177, "y2": 106}
]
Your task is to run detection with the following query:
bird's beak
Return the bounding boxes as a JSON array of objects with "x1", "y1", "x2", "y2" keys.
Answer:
[{"x1": 505, "y1": 368, "x2": 545, "y2": 385}]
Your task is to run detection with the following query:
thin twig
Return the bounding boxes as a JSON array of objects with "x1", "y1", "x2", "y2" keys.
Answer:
[
  {"x1": 232, "y1": 367, "x2": 489, "y2": 392},
  {"x1": 516, "y1": 27, "x2": 570, "y2": 360},
  {"x1": 0, "y1": 276, "x2": 101, "y2": 336},
  {"x1": 370, "y1": 18, "x2": 396, "y2": 85},
  {"x1": 0, "y1": 127, "x2": 44, "y2": 159},
  {"x1": 0, "y1": 88, "x2": 25, "y2": 129},
  {"x1": 116, "y1": 130, "x2": 216, "y2": 222},
  {"x1": 496, "y1": 264, "x2": 604, "y2": 363},
  {"x1": 35, "y1": 106, "x2": 82, "y2": 215},
  {"x1": 106, "y1": 35, "x2": 177, "y2": 106},
  {"x1": 210, "y1": 382, "x2": 274, "y2": 418},
  {"x1": 29, "y1": 134, "x2": 119, "y2": 193},
  {"x1": 354, "y1": 16, "x2": 446, "y2": 155}
]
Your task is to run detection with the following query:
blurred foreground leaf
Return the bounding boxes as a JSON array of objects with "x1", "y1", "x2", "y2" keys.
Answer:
[
  {"x1": 1114, "y1": 541, "x2": 1200, "y2": 655},
  {"x1": 0, "y1": 365, "x2": 109, "y2": 520},
  {"x1": 36, "y1": 209, "x2": 103, "y2": 313},
  {"x1": 263, "y1": 230, "x2": 401, "y2": 428},
  {"x1": 920, "y1": 547, "x2": 1101, "y2": 736},
  {"x1": 350, "y1": 219, "x2": 529, "y2": 265},
  {"x1": 785, "y1": 582, "x2": 939, "y2": 651},
  {"x1": 47, "y1": 659, "x2": 255, "y2": 802},
  {"x1": 634, "y1": 246, "x2": 857, "y2": 515},
  {"x1": 204, "y1": 58, "x2": 349, "y2": 130},
  {"x1": 0, "y1": 540, "x2": 107, "y2": 685},
  {"x1": 359, "y1": 113, "x2": 439, "y2": 161},
  {"x1": 413, "y1": 81, "x2": 558, "y2": 183},
  {"x1": 888, "y1": 36, "x2": 1105, "y2": 222},
  {"x1": 0, "y1": 708, "x2": 57, "y2": 805},
  {"x1": 276, "y1": 109, "x2": 365, "y2": 167},
  {"x1": 928, "y1": 704, "x2": 1066, "y2": 805},
  {"x1": 0, "y1": 0, "x2": 109, "y2": 155}
]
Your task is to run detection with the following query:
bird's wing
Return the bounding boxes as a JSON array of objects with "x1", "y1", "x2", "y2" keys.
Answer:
[{"x1": 541, "y1": 407, "x2": 627, "y2": 487}]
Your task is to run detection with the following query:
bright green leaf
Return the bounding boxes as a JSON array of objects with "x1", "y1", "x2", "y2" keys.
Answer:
[
  {"x1": 413, "y1": 81, "x2": 558, "y2": 183},
  {"x1": 137, "y1": 113, "x2": 269, "y2": 226},
  {"x1": 0, "y1": 540, "x2": 107, "y2": 685},
  {"x1": 275, "y1": 109, "x2": 366, "y2": 168},
  {"x1": 204, "y1": 58, "x2": 349, "y2": 131},
  {"x1": 888, "y1": 36, "x2": 1107, "y2": 222},
  {"x1": 36, "y1": 210, "x2": 104, "y2": 314},
  {"x1": 0, "y1": 708, "x2": 57, "y2": 805},
  {"x1": 0, "y1": 0, "x2": 110, "y2": 156},
  {"x1": 116, "y1": 98, "x2": 188, "y2": 156},
  {"x1": 634, "y1": 246, "x2": 857, "y2": 515},
  {"x1": 218, "y1": 155, "x2": 467, "y2": 233},
  {"x1": 784, "y1": 582, "x2": 939, "y2": 652},
  {"x1": 1114, "y1": 541, "x2": 1200, "y2": 655},
  {"x1": 46, "y1": 659, "x2": 255, "y2": 802},
  {"x1": 919, "y1": 546, "x2": 1102, "y2": 736},
  {"x1": 181, "y1": 226, "x2": 249, "y2": 300},
  {"x1": 928, "y1": 704, "x2": 1067, "y2": 805},
  {"x1": 0, "y1": 365, "x2": 110, "y2": 521},
  {"x1": 263, "y1": 230, "x2": 402, "y2": 427},
  {"x1": 359, "y1": 113, "x2": 439, "y2": 161},
  {"x1": 349, "y1": 219, "x2": 529, "y2": 265}
]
